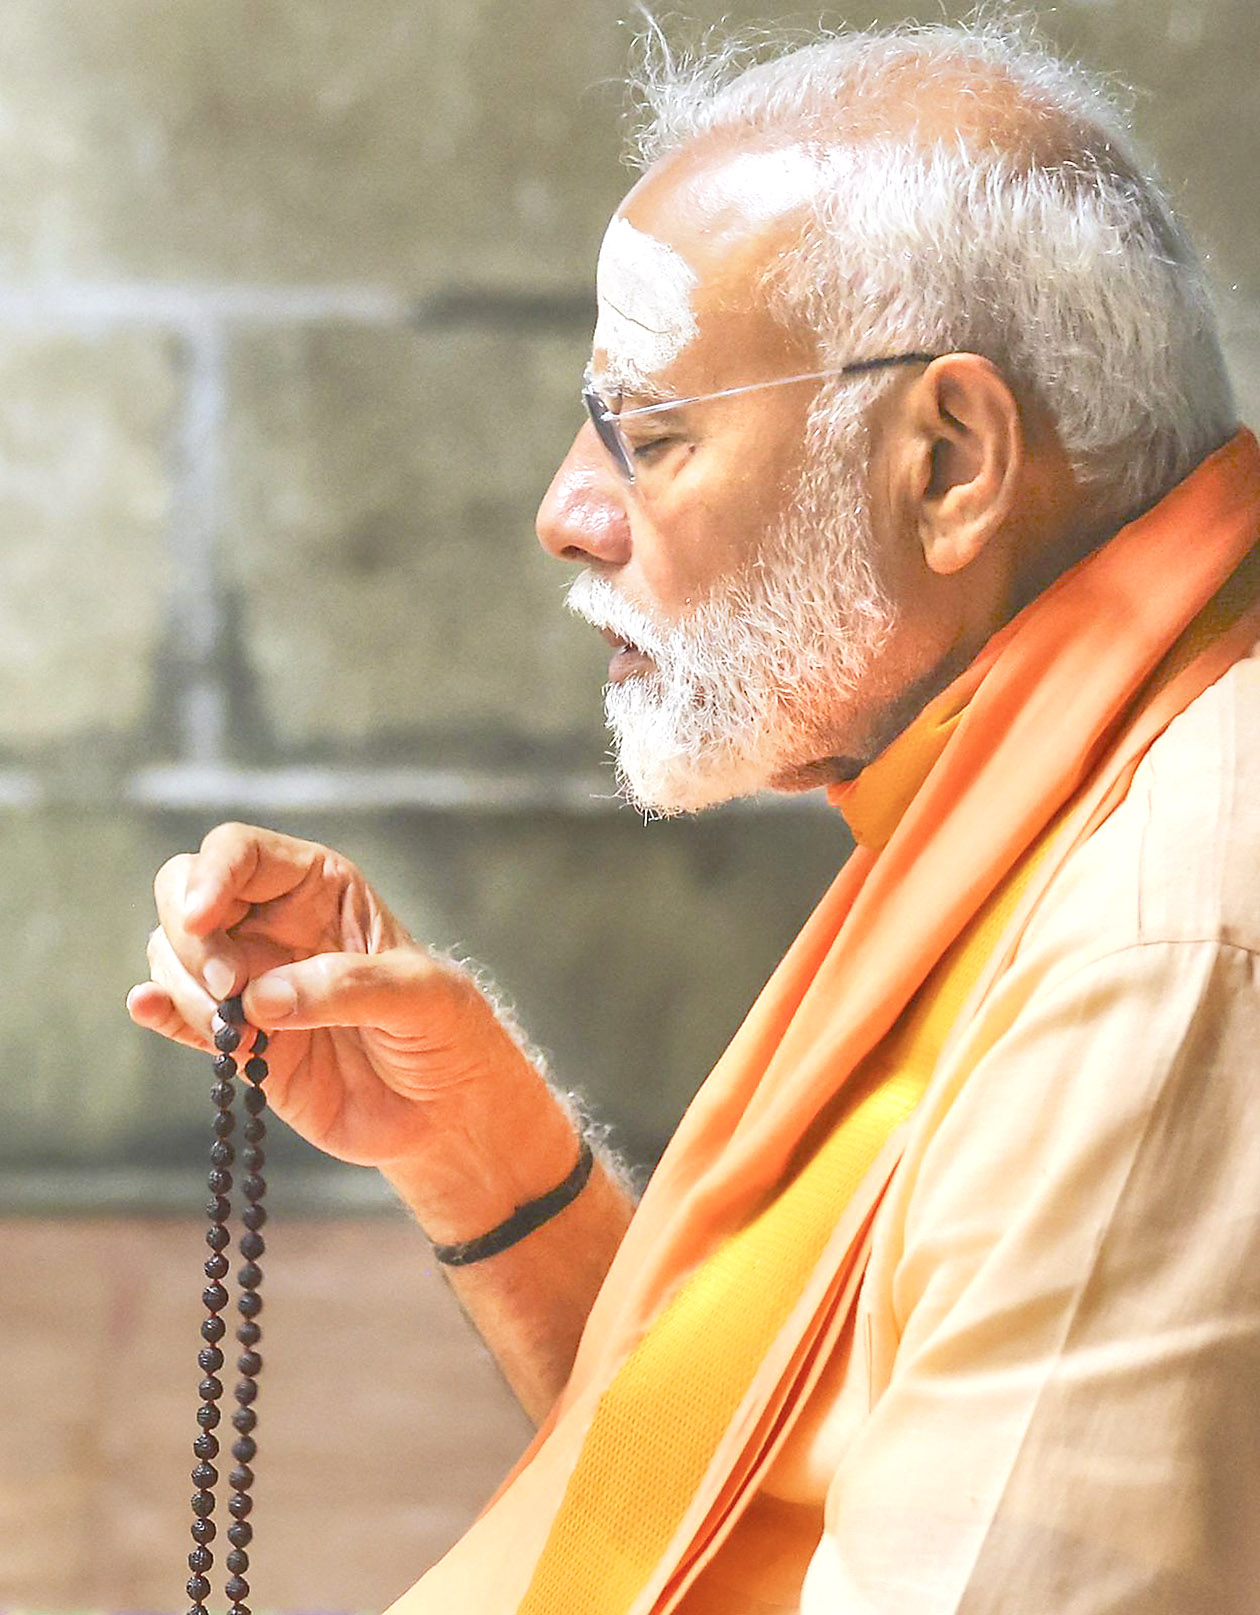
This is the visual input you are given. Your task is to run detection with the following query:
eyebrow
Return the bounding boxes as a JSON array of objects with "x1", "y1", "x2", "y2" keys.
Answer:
[{"x1": 586, "y1": 358, "x2": 676, "y2": 409}]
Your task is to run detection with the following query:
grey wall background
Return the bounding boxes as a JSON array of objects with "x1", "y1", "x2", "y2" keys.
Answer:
[{"x1": 1, "y1": 0, "x2": 1257, "y2": 1209}]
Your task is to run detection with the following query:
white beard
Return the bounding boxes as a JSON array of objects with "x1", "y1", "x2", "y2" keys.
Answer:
[{"x1": 566, "y1": 432, "x2": 896, "y2": 816}]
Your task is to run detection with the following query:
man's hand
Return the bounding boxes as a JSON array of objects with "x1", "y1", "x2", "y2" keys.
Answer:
[
  {"x1": 127, "y1": 820, "x2": 636, "y2": 1419},
  {"x1": 127, "y1": 820, "x2": 522, "y2": 1173}
]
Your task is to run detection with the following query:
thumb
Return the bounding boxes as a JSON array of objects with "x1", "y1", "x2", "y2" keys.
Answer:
[{"x1": 241, "y1": 948, "x2": 472, "y2": 1035}]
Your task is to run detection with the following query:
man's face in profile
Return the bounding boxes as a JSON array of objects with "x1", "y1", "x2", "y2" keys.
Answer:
[{"x1": 541, "y1": 143, "x2": 903, "y2": 816}]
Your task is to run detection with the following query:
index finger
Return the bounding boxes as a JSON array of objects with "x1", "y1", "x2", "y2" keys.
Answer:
[{"x1": 176, "y1": 821, "x2": 329, "y2": 938}]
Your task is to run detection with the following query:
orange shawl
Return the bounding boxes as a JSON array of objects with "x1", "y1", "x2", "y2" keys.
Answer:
[{"x1": 392, "y1": 429, "x2": 1260, "y2": 1613}]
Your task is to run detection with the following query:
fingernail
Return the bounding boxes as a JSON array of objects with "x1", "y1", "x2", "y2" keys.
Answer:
[
  {"x1": 203, "y1": 957, "x2": 235, "y2": 1000},
  {"x1": 249, "y1": 975, "x2": 298, "y2": 1022}
]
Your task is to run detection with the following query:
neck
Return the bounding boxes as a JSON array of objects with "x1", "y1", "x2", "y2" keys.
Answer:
[{"x1": 772, "y1": 646, "x2": 978, "y2": 791}]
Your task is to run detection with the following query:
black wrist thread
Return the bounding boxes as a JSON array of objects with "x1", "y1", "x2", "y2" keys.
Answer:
[{"x1": 431, "y1": 1139, "x2": 596, "y2": 1267}]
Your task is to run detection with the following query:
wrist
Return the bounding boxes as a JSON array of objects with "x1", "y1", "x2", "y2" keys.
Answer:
[
  {"x1": 430, "y1": 1138, "x2": 595, "y2": 1266},
  {"x1": 379, "y1": 1045, "x2": 587, "y2": 1248}
]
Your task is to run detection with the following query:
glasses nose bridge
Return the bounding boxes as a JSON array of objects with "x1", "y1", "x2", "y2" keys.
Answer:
[{"x1": 581, "y1": 376, "x2": 636, "y2": 484}]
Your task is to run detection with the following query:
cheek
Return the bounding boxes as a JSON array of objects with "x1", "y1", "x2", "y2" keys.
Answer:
[
  {"x1": 626, "y1": 503, "x2": 759, "y2": 619},
  {"x1": 620, "y1": 404, "x2": 809, "y2": 615},
  {"x1": 708, "y1": 401, "x2": 813, "y2": 538}
]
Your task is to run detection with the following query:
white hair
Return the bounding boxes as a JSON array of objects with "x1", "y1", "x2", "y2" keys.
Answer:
[{"x1": 628, "y1": 19, "x2": 1237, "y2": 524}]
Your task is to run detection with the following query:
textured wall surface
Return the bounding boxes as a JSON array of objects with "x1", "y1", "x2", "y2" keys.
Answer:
[{"x1": 0, "y1": 0, "x2": 1256, "y2": 1205}]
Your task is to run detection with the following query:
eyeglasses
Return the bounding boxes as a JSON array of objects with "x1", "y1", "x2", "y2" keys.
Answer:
[{"x1": 581, "y1": 352, "x2": 938, "y2": 484}]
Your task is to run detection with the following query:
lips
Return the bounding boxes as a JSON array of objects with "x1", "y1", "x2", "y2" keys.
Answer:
[{"x1": 597, "y1": 626, "x2": 656, "y2": 684}]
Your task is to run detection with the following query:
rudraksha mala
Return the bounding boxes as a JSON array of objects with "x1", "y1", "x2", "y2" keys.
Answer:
[{"x1": 187, "y1": 994, "x2": 269, "y2": 1615}]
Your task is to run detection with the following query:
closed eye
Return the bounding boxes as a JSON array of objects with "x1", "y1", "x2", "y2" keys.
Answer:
[{"x1": 626, "y1": 433, "x2": 681, "y2": 464}]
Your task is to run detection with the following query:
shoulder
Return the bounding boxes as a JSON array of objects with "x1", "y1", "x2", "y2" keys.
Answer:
[
  {"x1": 888, "y1": 652, "x2": 1260, "y2": 1243},
  {"x1": 1025, "y1": 646, "x2": 1260, "y2": 965},
  {"x1": 1130, "y1": 646, "x2": 1260, "y2": 950}
]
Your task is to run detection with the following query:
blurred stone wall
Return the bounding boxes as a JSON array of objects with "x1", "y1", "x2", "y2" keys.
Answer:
[{"x1": 0, "y1": 0, "x2": 1256, "y2": 1206}]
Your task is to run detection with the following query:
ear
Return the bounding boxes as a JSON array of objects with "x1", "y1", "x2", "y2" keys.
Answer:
[{"x1": 902, "y1": 354, "x2": 1024, "y2": 576}]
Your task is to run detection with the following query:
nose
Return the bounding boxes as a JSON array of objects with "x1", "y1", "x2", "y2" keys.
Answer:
[{"x1": 535, "y1": 423, "x2": 632, "y2": 568}]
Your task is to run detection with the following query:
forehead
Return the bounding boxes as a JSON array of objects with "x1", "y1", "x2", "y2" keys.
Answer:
[
  {"x1": 594, "y1": 217, "x2": 699, "y2": 385},
  {"x1": 592, "y1": 139, "x2": 827, "y2": 392},
  {"x1": 622, "y1": 140, "x2": 828, "y2": 272}
]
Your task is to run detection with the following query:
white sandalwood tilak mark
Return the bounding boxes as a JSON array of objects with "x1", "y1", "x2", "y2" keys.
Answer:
[{"x1": 594, "y1": 216, "x2": 699, "y2": 377}]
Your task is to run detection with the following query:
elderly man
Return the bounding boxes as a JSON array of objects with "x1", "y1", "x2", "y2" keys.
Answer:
[{"x1": 129, "y1": 20, "x2": 1260, "y2": 1614}]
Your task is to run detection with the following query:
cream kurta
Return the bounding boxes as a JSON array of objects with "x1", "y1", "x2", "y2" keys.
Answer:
[{"x1": 682, "y1": 648, "x2": 1260, "y2": 1613}]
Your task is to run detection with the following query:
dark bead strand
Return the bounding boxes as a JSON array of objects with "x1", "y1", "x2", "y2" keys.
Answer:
[
  {"x1": 227, "y1": 1053, "x2": 267, "y2": 1615},
  {"x1": 188, "y1": 1043, "x2": 236, "y2": 1611},
  {"x1": 186, "y1": 997, "x2": 268, "y2": 1615},
  {"x1": 231, "y1": 1000, "x2": 263, "y2": 1615}
]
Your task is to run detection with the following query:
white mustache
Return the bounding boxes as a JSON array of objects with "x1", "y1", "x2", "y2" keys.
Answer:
[{"x1": 565, "y1": 572, "x2": 671, "y2": 660}]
